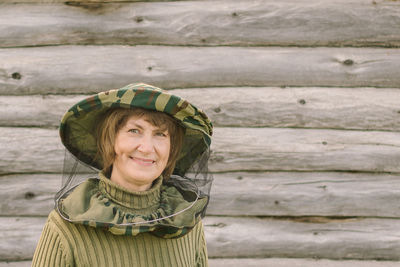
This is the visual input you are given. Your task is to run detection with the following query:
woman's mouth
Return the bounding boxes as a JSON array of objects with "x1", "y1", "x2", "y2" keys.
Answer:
[{"x1": 130, "y1": 156, "x2": 155, "y2": 166}]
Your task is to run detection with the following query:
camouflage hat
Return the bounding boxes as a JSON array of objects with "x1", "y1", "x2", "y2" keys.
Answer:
[{"x1": 59, "y1": 83, "x2": 213, "y2": 175}]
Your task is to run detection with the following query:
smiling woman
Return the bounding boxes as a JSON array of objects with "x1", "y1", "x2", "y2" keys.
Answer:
[
  {"x1": 32, "y1": 83, "x2": 213, "y2": 267},
  {"x1": 111, "y1": 115, "x2": 172, "y2": 192}
]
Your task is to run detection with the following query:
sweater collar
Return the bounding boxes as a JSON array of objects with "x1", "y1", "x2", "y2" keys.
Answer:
[{"x1": 98, "y1": 172, "x2": 162, "y2": 211}]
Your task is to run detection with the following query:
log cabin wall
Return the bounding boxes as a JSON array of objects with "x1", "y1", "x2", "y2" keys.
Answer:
[{"x1": 1, "y1": 0, "x2": 400, "y2": 266}]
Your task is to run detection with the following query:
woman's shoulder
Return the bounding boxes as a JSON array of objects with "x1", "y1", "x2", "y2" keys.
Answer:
[{"x1": 46, "y1": 209, "x2": 79, "y2": 235}]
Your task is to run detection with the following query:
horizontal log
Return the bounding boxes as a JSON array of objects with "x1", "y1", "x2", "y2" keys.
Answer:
[
  {"x1": 1, "y1": 0, "x2": 400, "y2": 47},
  {"x1": 3, "y1": 172, "x2": 400, "y2": 218},
  {"x1": 209, "y1": 258, "x2": 400, "y2": 267},
  {"x1": 1, "y1": 127, "x2": 400, "y2": 174},
  {"x1": 0, "y1": 217, "x2": 46, "y2": 261},
  {"x1": 2, "y1": 87, "x2": 400, "y2": 131},
  {"x1": 211, "y1": 127, "x2": 400, "y2": 173},
  {"x1": 0, "y1": 174, "x2": 58, "y2": 216},
  {"x1": 2, "y1": 259, "x2": 399, "y2": 267},
  {"x1": 3, "y1": 216, "x2": 400, "y2": 261},
  {"x1": 2, "y1": 46, "x2": 400, "y2": 95},
  {"x1": 205, "y1": 217, "x2": 400, "y2": 260},
  {"x1": 0, "y1": 128, "x2": 64, "y2": 174},
  {"x1": 0, "y1": 262, "x2": 30, "y2": 267},
  {"x1": 208, "y1": 172, "x2": 400, "y2": 217},
  {"x1": 0, "y1": 95, "x2": 83, "y2": 127},
  {"x1": 1, "y1": 0, "x2": 174, "y2": 2}
]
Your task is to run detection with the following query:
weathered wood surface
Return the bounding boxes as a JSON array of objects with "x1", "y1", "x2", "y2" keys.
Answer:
[
  {"x1": 2, "y1": 259, "x2": 400, "y2": 267},
  {"x1": 0, "y1": 262, "x2": 30, "y2": 267},
  {"x1": 3, "y1": 172, "x2": 400, "y2": 218},
  {"x1": 2, "y1": 127, "x2": 400, "y2": 174},
  {"x1": 211, "y1": 127, "x2": 400, "y2": 173},
  {"x1": 0, "y1": 174, "x2": 59, "y2": 216},
  {"x1": 209, "y1": 172, "x2": 400, "y2": 217},
  {"x1": 0, "y1": 217, "x2": 46, "y2": 261},
  {"x1": 1, "y1": 0, "x2": 400, "y2": 47},
  {"x1": 0, "y1": 128, "x2": 64, "y2": 174},
  {"x1": 0, "y1": 95, "x2": 83, "y2": 127},
  {"x1": 2, "y1": 87, "x2": 400, "y2": 130},
  {"x1": 3, "y1": 216, "x2": 400, "y2": 261},
  {"x1": 1, "y1": 0, "x2": 180, "y2": 2},
  {"x1": 205, "y1": 217, "x2": 400, "y2": 260},
  {"x1": 2, "y1": 46, "x2": 400, "y2": 95},
  {"x1": 209, "y1": 258, "x2": 400, "y2": 267}
]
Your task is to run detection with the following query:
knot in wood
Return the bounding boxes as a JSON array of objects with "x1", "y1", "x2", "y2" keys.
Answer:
[
  {"x1": 298, "y1": 99, "x2": 306, "y2": 105},
  {"x1": 209, "y1": 222, "x2": 226, "y2": 228},
  {"x1": 135, "y1": 16, "x2": 144, "y2": 23},
  {"x1": 213, "y1": 107, "x2": 221, "y2": 113},
  {"x1": 12, "y1": 72, "x2": 21, "y2": 80},
  {"x1": 343, "y1": 59, "x2": 354, "y2": 66},
  {"x1": 212, "y1": 155, "x2": 224, "y2": 162},
  {"x1": 232, "y1": 12, "x2": 238, "y2": 17},
  {"x1": 25, "y1": 192, "x2": 35, "y2": 200}
]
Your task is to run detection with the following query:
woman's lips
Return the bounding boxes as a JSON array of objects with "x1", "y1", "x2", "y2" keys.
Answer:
[{"x1": 130, "y1": 156, "x2": 155, "y2": 166}]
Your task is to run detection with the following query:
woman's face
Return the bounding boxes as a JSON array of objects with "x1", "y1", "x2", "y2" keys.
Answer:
[{"x1": 110, "y1": 115, "x2": 171, "y2": 192}]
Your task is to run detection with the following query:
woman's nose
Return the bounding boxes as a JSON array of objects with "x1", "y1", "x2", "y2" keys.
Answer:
[{"x1": 137, "y1": 135, "x2": 155, "y2": 153}]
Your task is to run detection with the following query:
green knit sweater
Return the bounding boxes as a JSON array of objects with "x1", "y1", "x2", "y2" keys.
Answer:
[{"x1": 32, "y1": 175, "x2": 209, "y2": 267}]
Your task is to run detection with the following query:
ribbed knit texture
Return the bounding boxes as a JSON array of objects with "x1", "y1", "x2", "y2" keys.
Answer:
[
  {"x1": 99, "y1": 175, "x2": 162, "y2": 215},
  {"x1": 32, "y1": 177, "x2": 208, "y2": 267}
]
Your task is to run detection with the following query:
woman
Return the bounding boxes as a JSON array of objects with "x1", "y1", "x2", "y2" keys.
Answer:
[{"x1": 32, "y1": 83, "x2": 213, "y2": 266}]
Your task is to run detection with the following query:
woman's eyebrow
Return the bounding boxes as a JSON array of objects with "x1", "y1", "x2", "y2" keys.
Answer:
[
  {"x1": 127, "y1": 121, "x2": 167, "y2": 132},
  {"x1": 127, "y1": 122, "x2": 144, "y2": 130}
]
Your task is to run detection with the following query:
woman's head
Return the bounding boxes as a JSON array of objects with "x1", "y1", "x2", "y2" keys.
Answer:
[
  {"x1": 96, "y1": 107, "x2": 184, "y2": 187},
  {"x1": 60, "y1": 83, "x2": 212, "y2": 180}
]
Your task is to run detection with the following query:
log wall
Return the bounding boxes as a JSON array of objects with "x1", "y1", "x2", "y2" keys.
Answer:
[{"x1": 1, "y1": 0, "x2": 400, "y2": 266}]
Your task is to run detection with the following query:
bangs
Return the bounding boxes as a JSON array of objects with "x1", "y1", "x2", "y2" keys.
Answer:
[{"x1": 120, "y1": 108, "x2": 176, "y2": 135}]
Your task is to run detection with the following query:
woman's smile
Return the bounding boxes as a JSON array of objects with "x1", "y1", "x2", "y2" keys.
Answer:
[{"x1": 130, "y1": 156, "x2": 156, "y2": 166}]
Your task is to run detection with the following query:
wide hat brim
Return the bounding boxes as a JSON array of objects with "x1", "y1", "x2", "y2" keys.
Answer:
[{"x1": 59, "y1": 83, "x2": 213, "y2": 175}]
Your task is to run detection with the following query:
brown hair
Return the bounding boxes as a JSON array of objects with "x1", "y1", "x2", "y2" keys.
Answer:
[{"x1": 96, "y1": 107, "x2": 185, "y2": 179}]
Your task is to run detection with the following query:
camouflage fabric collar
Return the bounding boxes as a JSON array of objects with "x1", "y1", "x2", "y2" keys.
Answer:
[
  {"x1": 57, "y1": 173, "x2": 207, "y2": 238},
  {"x1": 59, "y1": 83, "x2": 213, "y2": 175}
]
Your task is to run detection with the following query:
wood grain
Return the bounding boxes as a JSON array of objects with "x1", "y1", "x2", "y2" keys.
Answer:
[
  {"x1": 0, "y1": 262, "x2": 31, "y2": 267},
  {"x1": 2, "y1": 259, "x2": 400, "y2": 267},
  {"x1": 2, "y1": 172, "x2": 400, "y2": 218},
  {"x1": 2, "y1": 46, "x2": 400, "y2": 95},
  {"x1": 2, "y1": 216, "x2": 400, "y2": 261},
  {"x1": 209, "y1": 258, "x2": 400, "y2": 267},
  {"x1": 1, "y1": 127, "x2": 400, "y2": 174},
  {"x1": 1, "y1": 0, "x2": 400, "y2": 47},
  {"x1": 0, "y1": 217, "x2": 46, "y2": 261},
  {"x1": 211, "y1": 127, "x2": 400, "y2": 172},
  {"x1": 204, "y1": 216, "x2": 400, "y2": 260},
  {"x1": 208, "y1": 172, "x2": 400, "y2": 217},
  {"x1": 0, "y1": 174, "x2": 59, "y2": 216},
  {"x1": 1, "y1": 87, "x2": 400, "y2": 131}
]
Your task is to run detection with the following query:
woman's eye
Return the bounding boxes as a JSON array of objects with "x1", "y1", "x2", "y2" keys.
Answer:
[
  {"x1": 128, "y1": 129, "x2": 139, "y2": 133},
  {"x1": 155, "y1": 132, "x2": 167, "y2": 137}
]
